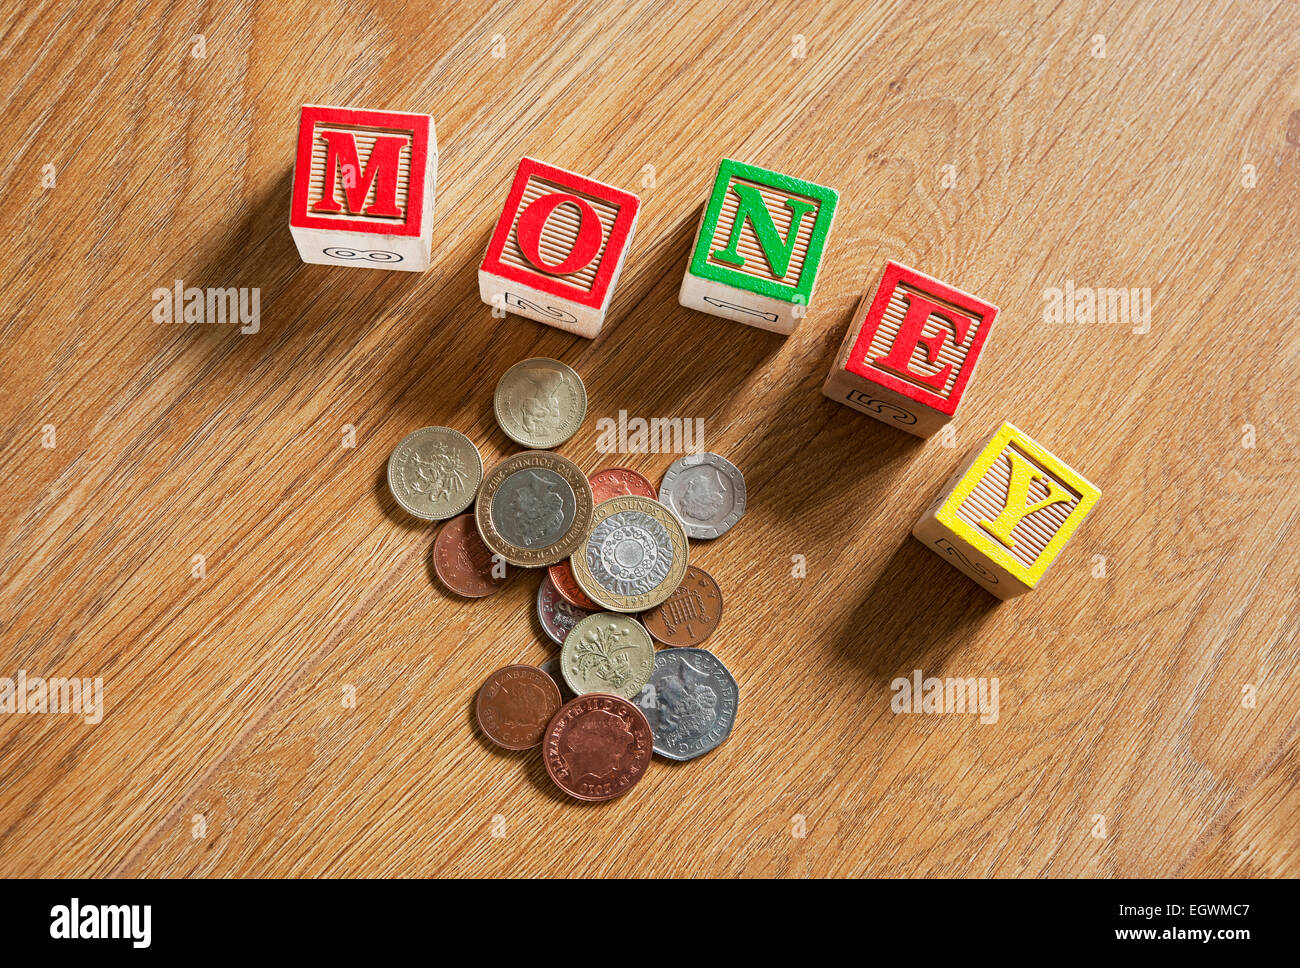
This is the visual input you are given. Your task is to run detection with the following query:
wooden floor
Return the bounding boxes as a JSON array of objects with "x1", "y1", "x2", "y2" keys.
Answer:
[{"x1": 0, "y1": 0, "x2": 1296, "y2": 878}]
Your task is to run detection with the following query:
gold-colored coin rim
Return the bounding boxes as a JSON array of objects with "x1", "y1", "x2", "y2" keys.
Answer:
[
  {"x1": 492, "y1": 357, "x2": 588, "y2": 449},
  {"x1": 569, "y1": 495, "x2": 689, "y2": 612},
  {"x1": 386, "y1": 426, "x2": 483, "y2": 521},
  {"x1": 475, "y1": 451, "x2": 594, "y2": 566},
  {"x1": 560, "y1": 612, "x2": 656, "y2": 699}
]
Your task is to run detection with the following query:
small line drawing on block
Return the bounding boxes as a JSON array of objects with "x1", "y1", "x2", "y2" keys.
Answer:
[
  {"x1": 701, "y1": 297, "x2": 778, "y2": 321},
  {"x1": 503, "y1": 292, "x2": 578, "y2": 324},
  {"x1": 845, "y1": 390, "x2": 917, "y2": 425},
  {"x1": 323, "y1": 247, "x2": 403, "y2": 263},
  {"x1": 934, "y1": 538, "x2": 999, "y2": 584}
]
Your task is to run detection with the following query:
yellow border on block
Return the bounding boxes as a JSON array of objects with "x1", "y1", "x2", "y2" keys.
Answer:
[{"x1": 936, "y1": 422, "x2": 1102, "y2": 588}]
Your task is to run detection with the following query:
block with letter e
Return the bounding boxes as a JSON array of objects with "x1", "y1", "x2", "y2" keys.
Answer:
[
  {"x1": 478, "y1": 158, "x2": 641, "y2": 339},
  {"x1": 289, "y1": 104, "x2": 437, "y2": 272},
  {"x1": 679, "y1": 159, "x2": 838, "y2": 335},
  {"x1": 912, "y1": 422, "x2": 1101, "y2": 599},
  {"x1": 823, "y1": 261, "x2": 997, "y2": 436}
]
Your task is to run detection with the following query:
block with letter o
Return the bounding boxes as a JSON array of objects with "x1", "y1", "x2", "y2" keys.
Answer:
[{"x1": 479, "y1": 157, "x2": 641, "y2": 339}]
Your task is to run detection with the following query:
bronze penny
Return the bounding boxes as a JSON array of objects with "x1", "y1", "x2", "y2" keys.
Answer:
[
  {"x1": 547, "y1": 560, "x2": 600, "y2": 611},
  {"x1": 476, "y1": 665, "x2": 562, "y2": 750},
  {"x1": 542, "y1": 694, "x2": 653, "y2": 802},
  {"x1": 589, "y1": 467, "x2": 656, "y2": 503},
  {"x1": 434, "y1": 514, "x2": 512, "y2": 597},
  {"x1": 640, "y1": 565, "x2": 723, "y2": 646}
]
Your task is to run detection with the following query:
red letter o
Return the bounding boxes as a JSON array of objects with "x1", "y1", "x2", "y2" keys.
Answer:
[{"x1": 516, "y1": 193, "x2": 603, "y2": 275}]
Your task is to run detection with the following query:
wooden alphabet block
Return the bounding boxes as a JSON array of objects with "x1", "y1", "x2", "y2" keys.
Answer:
[
  {"x1": 912, "y1": 422, "x2": 1101, "y2": 599},
  {"x1": 289, "y1": 105, "x2": 437, "y2": 272},
  {"x1": 823, "y1": 261, "x2": 998, "y2": 436},
  {"x1": 679, "y1": 159, "x2": 838, "y2": 335},
  {"x1": 478, "y1": 158, "x2": 641, "y2": 339}
]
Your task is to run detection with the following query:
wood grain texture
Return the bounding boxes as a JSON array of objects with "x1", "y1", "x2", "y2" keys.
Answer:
[{"x1": 0, "y1": 0, "x2": 1296, "y2": 878}]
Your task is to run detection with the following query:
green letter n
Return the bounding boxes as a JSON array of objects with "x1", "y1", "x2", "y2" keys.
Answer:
[{"x1": 712, "y1": 183, "x2": 816, "y2": 279}]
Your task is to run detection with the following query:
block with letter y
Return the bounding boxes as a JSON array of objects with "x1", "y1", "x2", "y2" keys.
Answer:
[
  {"x1": 679, "y1": 159, "x2": 838, "y2": 335},
  {"x1": 289, "y1": 104, "x2": 438, "y2": 271},
  {"x1": 824, "y1": 261, "x2": 998, "y2": 436},
  {"x1": 912, "y1": 423, "x2": 1101, "y2": 599}
]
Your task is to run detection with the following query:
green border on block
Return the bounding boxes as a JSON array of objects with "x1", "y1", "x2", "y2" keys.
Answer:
[{"x1": 687, "y1": 159, "x2": 839, "y2": 303}]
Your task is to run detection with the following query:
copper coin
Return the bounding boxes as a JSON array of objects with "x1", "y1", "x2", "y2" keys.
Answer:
[
  {"x1": 548, "y1": 560, "x2": 600, "y2": 611},
  {"x1": 589, "y1": 467, "x2": 657, "y2": 503},
  {"x1": 640, "y1": 565, "x2": 723, "y2": 646},
  {"x1": 475, "y1": 665, "x2": 562, "y2": 750},
  {"x1": 434, "y1": 514, "x2": 512, "y2": 597},
  {"x1": 543, "y1": 694, "x2": 653, "y2": 802}
]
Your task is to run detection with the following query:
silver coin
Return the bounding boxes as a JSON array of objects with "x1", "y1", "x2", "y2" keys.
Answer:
[
  {"x1": 658, "y1": 453, "x2": 747, "y2": 539},
  {"x1": 537, "y1": 573, "x2": 594, "y2": 645},
  {"x1": 537, "y1": 657, "x2": 577, "y2": 703},
  {"x1": 493, "y1": 357, "x2": 587, "y2": 449},
  {"x1": 633, "y1": 648, "x2": 738, "y2": 761},
  {"x1": 491, "y1": 467, "x2": 576, "y2": 549},
  {"x1": 386, "y1": 427, "x2": 483, "y2": 520}
]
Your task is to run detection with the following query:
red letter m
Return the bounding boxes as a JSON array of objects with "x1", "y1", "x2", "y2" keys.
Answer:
[{"x1": 311, "y1": 130, "x2": 407, "y2": 218}]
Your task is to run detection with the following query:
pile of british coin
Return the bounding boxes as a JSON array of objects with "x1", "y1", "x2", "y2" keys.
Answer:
[{"x1": 387, "y1": 357, "x2": 745, "y2": 802}]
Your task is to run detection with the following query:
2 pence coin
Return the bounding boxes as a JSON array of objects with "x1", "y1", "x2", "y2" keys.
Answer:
[
  {"x1": 433, "y1": 514, "x2": 513, "y2": 598},
  {"x1": 588, "y1": 467, "x2": 656, "y2": 503},
  {"x1": 542, "y1": 693, "x2": 653, "y2": 802}
]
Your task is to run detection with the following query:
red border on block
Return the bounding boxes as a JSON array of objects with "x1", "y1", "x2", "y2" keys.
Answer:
[
  {"x1": 843, "y1": 261, "x2": 999, "y2": 415},
  {"x1": 479, "y1": 157, "x2": 640, "y2": 309},
  {"x1": 290, "y1": 105, "x2": 430, "y2": 237}
]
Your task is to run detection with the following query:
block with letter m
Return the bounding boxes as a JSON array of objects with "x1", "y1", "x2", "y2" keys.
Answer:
[
  {"x1": 824, "y1": 261, "x2": 998, "y2": 436},
  {"x1": 679, "y1": 159, "x2": 839, "y2": 335},
  {"x1": 478, "y1": 157, "x2": 641, "y2": 339},
  {"x1": 913, "y1": 422, "x2": 1101, "y2": 599},
  {"x1": 289, "y1": 104, "x2": 437, "y2": 272}
]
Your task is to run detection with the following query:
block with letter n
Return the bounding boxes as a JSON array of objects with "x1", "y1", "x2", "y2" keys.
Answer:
[
  {"x1": 289, "y1": 104, "x2": 437, "y2": 272},
  {"x1": 913, "y1": 423, "x2": 1101, "y2": 599},
  {"x1": 679, "y1": 159, "x2": 839, "y2": 335},
  {"x1": 478, "y1": 157, "x2": 641, "y2": 339},
  {"x1": 824, "y1": 261, "x2": 998, "y2": 437}
]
